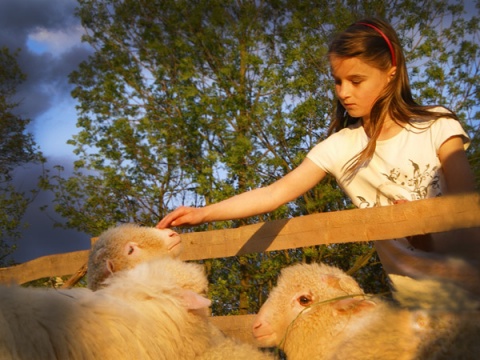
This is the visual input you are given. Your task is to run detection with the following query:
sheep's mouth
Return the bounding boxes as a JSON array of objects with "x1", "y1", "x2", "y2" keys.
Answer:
[{"x1": 252, "y1": 332, "x2": 276, "y2": 346}]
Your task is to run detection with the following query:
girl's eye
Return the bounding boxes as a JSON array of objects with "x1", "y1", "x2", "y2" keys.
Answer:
[{"x1": 298, "y1": 295, "x2": 313, "y2": 306}]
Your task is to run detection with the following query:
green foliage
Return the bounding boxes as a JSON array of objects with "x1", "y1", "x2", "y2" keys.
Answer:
[
  {"x1": 44, "y1": 0, "x2": 479, "y2": 312},
  {"x1": 22, "y1": 275, "x2": 87, "y2": 288},
  {"x1": 0, "y1": 48, "x2": 44, "y2": 265}
]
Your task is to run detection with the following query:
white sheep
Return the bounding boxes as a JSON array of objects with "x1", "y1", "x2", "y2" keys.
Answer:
[
  {"x1": 198, "y1": 326, "x2": 277, "y2": 360},
  {"x1": 86, "y1": 224, "x2": 276, "y2": 359},
  {"x1": 87, "y1": 223, "x2": 183, "y2": 290},
  {"x1": 252, "y1": 262, "x2": 480, "y2": 359},
  {"x1": 107, "y1": 258, "x2": 275, "y2": 359},
  {"x1": 0, "y1": 257, "x2": 212, "y2": 359}
]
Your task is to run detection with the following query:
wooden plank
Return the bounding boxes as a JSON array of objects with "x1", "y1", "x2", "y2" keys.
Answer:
[
  {"x1": 60, "y1": 262, "x2": 88, "y2": 289},
  {"x1": 179, "y1": 193, "x2": 480, "y2": 260},
  {"x1": 0, "y1": 250, "x2": 90, "y2": 285},
  {"x1": 1, "y1": 193, "x2": 478, "y2": 284}
]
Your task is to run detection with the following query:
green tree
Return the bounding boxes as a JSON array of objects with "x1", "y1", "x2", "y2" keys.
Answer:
[
  {"x1": 0, "y1": 47, "x2": 43, "y2": 265},
  {"x1": 45, "y1": 0, "x2": 479, "y2": 313}
]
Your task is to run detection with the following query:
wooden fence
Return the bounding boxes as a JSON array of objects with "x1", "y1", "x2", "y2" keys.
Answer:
[{"x1": 1, "y1": 193, "x2": 479, "y2": 344}]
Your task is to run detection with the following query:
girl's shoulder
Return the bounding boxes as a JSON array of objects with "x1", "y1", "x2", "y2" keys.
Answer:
[
  {"x1": 407, "y1": 106, "x2": 457, "y2": 128},
  {"x1": 321, "y1": 121, "x2": 367, "y2": 148},
  {"x1": 405, "y1": 108, "x2": 469, "y2": 148},
  {"x1": 426, "y1": 105, "x2": 453, "y2": 115}
]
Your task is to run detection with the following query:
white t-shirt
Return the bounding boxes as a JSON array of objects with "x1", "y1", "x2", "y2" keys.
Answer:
[{"x1": 306, "y1": 115, "x2": 469, "y2": 208}]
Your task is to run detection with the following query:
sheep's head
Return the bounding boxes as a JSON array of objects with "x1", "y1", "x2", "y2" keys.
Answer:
[
  {"x1": 87, "y1": 223, "x2": 183, "y2": 290},
  {"x1": 252, "y1": 262, "x2": 368, "y2": 350}
]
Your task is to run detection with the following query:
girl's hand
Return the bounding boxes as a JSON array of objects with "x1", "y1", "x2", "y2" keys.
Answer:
[{"x1": 156, "y1": 206, "x2": 205, "y2": 229}]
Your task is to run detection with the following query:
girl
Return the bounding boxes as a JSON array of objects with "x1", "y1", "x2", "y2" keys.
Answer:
[{"x1": 158, "y1": 18, "x2": 479, "y2": 295}]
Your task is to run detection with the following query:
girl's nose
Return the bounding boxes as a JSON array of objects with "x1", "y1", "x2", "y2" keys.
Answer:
[{"x1": 336, "y1": 84, "x2": 350, "y2": 100}]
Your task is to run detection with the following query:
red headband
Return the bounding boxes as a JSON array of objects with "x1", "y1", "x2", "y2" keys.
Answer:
[{"x1": 357, "y1": 22, "x2": 397, "y2": 67}]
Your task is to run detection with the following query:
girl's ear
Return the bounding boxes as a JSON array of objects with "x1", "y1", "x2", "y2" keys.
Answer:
[{"x1": 388, "y1": 66, "x2": 397, "y2": 80}]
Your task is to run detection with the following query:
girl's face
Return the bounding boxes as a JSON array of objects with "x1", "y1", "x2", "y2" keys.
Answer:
[{"x1": 330, "y1": 55, "x2": 395, "y2": 123}]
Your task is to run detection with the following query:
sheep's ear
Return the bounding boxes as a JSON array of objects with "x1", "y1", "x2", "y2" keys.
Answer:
[
  {"x1": 124, "y1": 242, "x2": 141, "y2": 257},
  {"x1": 180, "y1": 289, "x2": 212, "y2": 310},
  {"x1": 320, "y1": 274, "x2": 362, "y2": 294},
  {"x1": 333, "y1": 298, "x2": 376, "y2": 315},
  {"x1": 320, "y1": 274, "x2": 341, "y2": 288},
  {"x1": 338, "y1": 277, "x2": 363, "y2": 293},
  {"x1": 106, "y1": 259, "x2": 115, "y2": 274}
]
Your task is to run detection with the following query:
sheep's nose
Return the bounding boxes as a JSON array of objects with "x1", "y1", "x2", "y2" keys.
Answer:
[{"x1": 252, "y1": 319, "x2": 262, "y2": 330}]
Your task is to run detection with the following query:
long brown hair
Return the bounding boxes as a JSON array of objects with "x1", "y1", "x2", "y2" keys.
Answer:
[{"x1": 327, "y1": 18, "x2": 458, "y2": 179}]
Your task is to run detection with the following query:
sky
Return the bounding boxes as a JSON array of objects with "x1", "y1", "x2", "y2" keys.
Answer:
[{"x1": 1, "y1": 0, "x2": 94, "y2": 263}]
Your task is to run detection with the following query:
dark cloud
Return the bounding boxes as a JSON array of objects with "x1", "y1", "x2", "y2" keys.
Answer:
[
  {"x1": 0, "y1": 0, "x2": 94, "y2": 264},
  {"x1": 0, "y1": 0, "x2": 91, "y2": 120},
  {"x1": 0, "y1": 0, "x2": 78, "y2": 39},
  {"x1": 8, "y1": 158, "x2": 91, "y2": 264},
  {"x1": 16, "y1": 44, "x2": 92, "y2": 120}
]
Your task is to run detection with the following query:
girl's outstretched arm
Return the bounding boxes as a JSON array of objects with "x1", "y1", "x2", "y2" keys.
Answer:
[{"x1": 157, "y1": 158, "x2": 327, "y2": 228}]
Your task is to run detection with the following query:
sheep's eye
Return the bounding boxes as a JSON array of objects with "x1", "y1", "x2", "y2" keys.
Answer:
[
  {"x1": 298, "y1": 295, "x2": 313, "y2": 307},
  {"x1": 128, "y1": 246, "x2": 134, "y2": 255}
]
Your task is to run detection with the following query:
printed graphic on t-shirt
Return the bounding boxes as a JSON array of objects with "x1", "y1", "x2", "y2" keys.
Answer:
[{"x1": 356, "y1": 159, "x2": 441, "y2": 208}]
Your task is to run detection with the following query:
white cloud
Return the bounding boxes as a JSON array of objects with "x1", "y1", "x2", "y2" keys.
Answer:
[
  {"x1": 32, "y1": 97, "x2": 79, "y2": 157},
  {"x1": 27, "y1": 25, "x2": 85, "y2": 56}
]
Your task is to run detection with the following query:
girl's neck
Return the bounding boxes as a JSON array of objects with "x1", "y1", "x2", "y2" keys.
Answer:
[{"x1": 362, "y1": 116, "x2": 404, "y2": 141}]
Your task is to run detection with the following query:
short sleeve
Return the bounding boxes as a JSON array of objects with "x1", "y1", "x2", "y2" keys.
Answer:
[
  {"x1": 306, "y1": 124, "x2": 367, "y2": 178},
  {"x1": 431, "y1": 117, "x2": 470, "y2": 152},
  {"x1": 306, "y1": 137, "x2": 334, "y2": 174}
]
